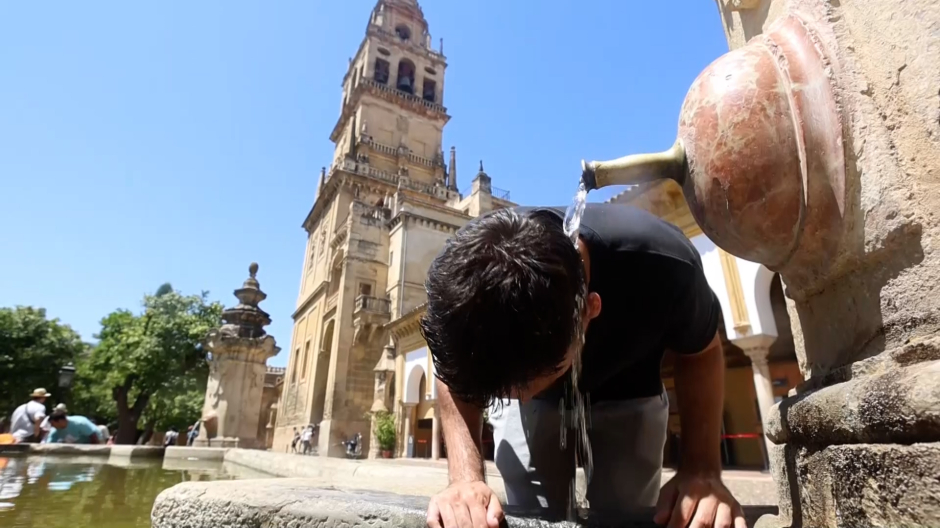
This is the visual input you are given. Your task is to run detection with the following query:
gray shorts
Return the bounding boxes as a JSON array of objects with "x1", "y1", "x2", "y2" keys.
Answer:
[{"x1": 489, "y1": 390, "x2": 668, "y2": 516}]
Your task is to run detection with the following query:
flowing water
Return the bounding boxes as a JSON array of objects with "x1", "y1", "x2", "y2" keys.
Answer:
[{"x1": 562, "y1": 179, "x2": 592, "y2": 520}]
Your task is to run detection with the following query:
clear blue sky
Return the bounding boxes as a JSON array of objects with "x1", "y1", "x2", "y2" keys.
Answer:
[{"x1": 0, "y1": 1, "x2": 728, "y2": 367}]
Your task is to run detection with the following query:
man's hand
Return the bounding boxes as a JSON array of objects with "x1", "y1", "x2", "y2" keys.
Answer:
[
  {"x1": 653, "y1": 471, "x2": 746, "y2": 528},
  {"x1": 427, "y1": 481, "x2": 504, "y2": 528}
]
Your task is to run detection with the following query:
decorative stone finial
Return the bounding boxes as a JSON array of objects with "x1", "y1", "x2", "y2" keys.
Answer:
[
  {"x1": 479, "y1": 160, "x2": 485, "y2": 173},
  {"x1": 217, "y1": 262, "x2": 272, "y2": 339}
]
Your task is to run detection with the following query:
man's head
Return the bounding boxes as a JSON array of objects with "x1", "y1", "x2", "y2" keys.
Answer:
[
  {"x1": 49, "y1": 410, "x2": 69, "y2": 430},
  {"x1": 421, "y1": 208, "x2": 602, "y2": 408}
]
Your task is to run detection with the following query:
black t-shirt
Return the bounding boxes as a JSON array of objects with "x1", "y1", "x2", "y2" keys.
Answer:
[{"x1": 515, "y1": 203, "x2": 722, "y2": 402}]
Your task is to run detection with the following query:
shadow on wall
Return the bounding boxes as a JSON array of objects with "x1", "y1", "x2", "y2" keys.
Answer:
[{"x1": 791, "y1": 107, "x2": 927, "y2": 379}]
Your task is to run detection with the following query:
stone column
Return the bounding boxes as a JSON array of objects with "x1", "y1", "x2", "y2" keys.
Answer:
[
  {"x1": 400, "y1": 403, "x2": 415, "y2": 458},
  {"x1": 737, "y1": 335, "x2": 777, "y2": 463},
  {"x1": 194, "y1": 263, "x2": 279, "y2": 449},
  {"x1": 431, "y1": 403, "x2": 441, "y2": 460}
]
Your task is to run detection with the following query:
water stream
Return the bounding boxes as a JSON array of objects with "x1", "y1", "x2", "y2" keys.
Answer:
[{"x1": 561, "y1": 180, "x2": 592, "y2": 520}]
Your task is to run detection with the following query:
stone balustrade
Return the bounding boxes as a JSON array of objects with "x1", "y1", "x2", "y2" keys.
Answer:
[
  {"x1": 360, "y1": 78, "x2": 447, "y2": 114},
  {"x1": 354, "y1": 295, "x2": 391, "y2": 316}
]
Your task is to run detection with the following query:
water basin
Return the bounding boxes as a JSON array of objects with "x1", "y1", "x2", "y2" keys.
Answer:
[{"x1": 0, "y1": 454, "x2": 271, "y2": 528}]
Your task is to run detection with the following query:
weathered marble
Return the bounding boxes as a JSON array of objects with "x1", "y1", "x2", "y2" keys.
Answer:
[{"x1": 151, "y1": 480, "x2": 777, "y2": 528}]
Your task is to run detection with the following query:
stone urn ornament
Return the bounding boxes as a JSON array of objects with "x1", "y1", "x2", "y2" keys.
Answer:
[{"x1": 581, "y1": 14, "x2": 846, "y2": 289}]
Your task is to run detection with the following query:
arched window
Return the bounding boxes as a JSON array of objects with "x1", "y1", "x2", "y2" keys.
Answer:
[
  {"x1": 396, "y1": 59, "x2": 416, "y2": 94},
  {"x1": 395, "y1": 24, "x2": 411, "y2": 41},
  {"x1": 374, "y1": 58, "x2": 390, "y2": 85},
  {"x1": 422, "y1": 79, "x2": 436, "y2": 102}
]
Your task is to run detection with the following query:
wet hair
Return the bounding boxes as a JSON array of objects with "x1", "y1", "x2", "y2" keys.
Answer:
[
  {"x1": 420, "y1": 208, "x2": 587, "y2": 408},
  {"x1": 49, "y1": 410, "x2": 68, "y2": 422}
]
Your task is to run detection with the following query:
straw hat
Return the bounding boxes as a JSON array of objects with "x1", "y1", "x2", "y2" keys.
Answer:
[{"x1": 30, "y1": 388, "x2": 52, "y2": 398}]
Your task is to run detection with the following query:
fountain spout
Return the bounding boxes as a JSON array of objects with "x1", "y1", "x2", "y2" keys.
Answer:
[{"x1": 580, "y1": 140, "x2": 685, "y2": 191}]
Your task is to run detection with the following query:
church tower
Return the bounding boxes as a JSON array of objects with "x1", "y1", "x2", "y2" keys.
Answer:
[{"x1": 274, "y1": 0, "x2": 513, "y2": 457}]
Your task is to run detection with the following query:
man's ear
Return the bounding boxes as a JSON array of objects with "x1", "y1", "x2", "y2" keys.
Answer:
[{"x1": 586, "y1": 292, "x2": 602, "y2": 322}]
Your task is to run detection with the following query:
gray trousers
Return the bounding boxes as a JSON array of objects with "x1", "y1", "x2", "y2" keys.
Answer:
[{"x1": 489, "y1": 391, "x2": 668, "y2": 516}]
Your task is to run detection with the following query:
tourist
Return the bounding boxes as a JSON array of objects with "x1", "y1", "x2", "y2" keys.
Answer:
[
  {"x1": 39, "y1": 403, "x2": 68, "y2": 442},
  {"x1": 290, "y1": 427, "x2": 300, "y2": 453},
  {"x1": 164, "y1": 427, "x2": 179, "y2": 447},
  {"x1": 187, "y1": 420, "x2": 200, "y2": 446},
  {"x1": 9, "y1": 388, "x2": 51, "y2": 443},
  {"x1": 422, "y1": 205, "x2": 745, "y2": 528},
  {"x1": 43, "y1": 410, "x2": 101, "y2": 444},
  {"x1": 96, "y1": 421, "x2": 110, "y2": 443},
  {"x1": 300, "y1": 425, "x2": 313, "y2": 455}
]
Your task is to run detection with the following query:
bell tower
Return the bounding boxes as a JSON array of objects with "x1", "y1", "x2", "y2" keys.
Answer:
[
  {"x1": 330, "y1": 0, "x2": 451, "y2": 191},
  {"x1": 274, "y1": 0, "x2": 460, "y2": 457}
]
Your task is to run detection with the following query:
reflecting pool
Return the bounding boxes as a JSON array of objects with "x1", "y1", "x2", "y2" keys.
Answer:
[{"x1": 0, "y1": 455, "x2": 271, "y2": 528}]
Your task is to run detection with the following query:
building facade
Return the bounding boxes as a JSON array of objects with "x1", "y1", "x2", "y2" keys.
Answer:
[{"x1": 272, "y1": 0, "x2": 513, "y2": 456}]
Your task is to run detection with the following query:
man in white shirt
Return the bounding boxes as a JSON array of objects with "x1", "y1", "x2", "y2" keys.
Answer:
[{"x1": 10, "y1": 388, "x2": 51, "y2": 443}]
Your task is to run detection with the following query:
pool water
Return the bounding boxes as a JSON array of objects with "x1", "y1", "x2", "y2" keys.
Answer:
[{"x1": 0, "y1": 456, "x2": 269, "y2": 528}]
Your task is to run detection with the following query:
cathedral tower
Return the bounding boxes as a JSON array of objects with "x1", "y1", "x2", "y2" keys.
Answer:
[{"x1": 274, "y1": 0, "x2": 513, "y2": 457}]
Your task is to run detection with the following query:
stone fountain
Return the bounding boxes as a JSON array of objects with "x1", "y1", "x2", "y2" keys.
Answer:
[
  {"x1": 582, "y1": 1, "x2": 940, "y2": 526},
  {"x1": 193, "y1": 263, "x2": 280, "y2": 449}
]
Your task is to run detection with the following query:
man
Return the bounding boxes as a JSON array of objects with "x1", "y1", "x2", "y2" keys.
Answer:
[
  {"x1": 39, "y1": 403, "x2": 69, "y2": 441},
  {"x1": 9, "y1": 388, "x2": 51, "y2": 443},
  {"x1": 421, "y1": 205, "x2": 745, "y2": 528},
  {"x1": 300, "y1": 425, "x2": 314, "y2": 455},
  {"x1": 44, "y1": 410, "x2": 100, "y2": 444},
  {"x1": 291, "y1": 427, "x2": 300, "y2": 454},
  {"x1": 164, "y1": 427, "x2": 179, "y2": 447}
]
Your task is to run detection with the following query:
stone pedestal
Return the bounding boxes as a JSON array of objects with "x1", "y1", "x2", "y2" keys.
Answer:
[
  {"x1": 195, "y1": 263, "x2": 279, "y2": 449},
  {"x1": 700, "y1": 2, "x2": 940, "y2": 526}
]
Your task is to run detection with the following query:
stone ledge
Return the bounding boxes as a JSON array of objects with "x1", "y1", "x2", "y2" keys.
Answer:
[
  {"x1": 165, "y1": 446, "x2": 228, "y2": 461},
  {"x1": 151, "y1": 479, "x2": 777, "y2": 528},
  {"x1": 0, "y1": 444, "x2": 165, "y2": 458},
  {"x1": 765, "y1": 357, "x2": 940, "y2": 445},
  {"x1": 109, "y1": 445, "x2": 165, "y2": 458},
  {"x1": 0, "y1": 443, "x2": 112, "y2": 456}
]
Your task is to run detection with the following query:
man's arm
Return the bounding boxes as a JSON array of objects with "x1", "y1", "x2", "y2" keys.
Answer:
[
  {"x1": 427, "y1": 379, "x2": 503, "y2": 528},
  {"x1": 655, "y1": 333, "x2": 746, "y2": 528},
  {"x1": 673, "y1": 333, "x2": 723, "y2": 473},
  {"x1": 436, "y1": 378, "x2": 485, "y2": 483}
]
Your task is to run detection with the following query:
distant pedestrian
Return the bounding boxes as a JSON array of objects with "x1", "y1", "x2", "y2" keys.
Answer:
[
  {"x1": 9, "y1": 389, "x2": 51, "y2": 443},
  {"x1": 187, "y1": 420, "x2": 200, "y2": 446},
  {"x1": 290, "y1": 427, "x2": 300, "y2": 453},
  {"x1": 300, "y1": 425, "x2": 313, "y2": 455},
  {"x1": 39, "y1": 403, "x2": 68, "y2": 442},
  {"x1": 44, "y1": 410, "x2": 100, "y2": 444},
  {"x1": 164, "y1": 428, "x2": 179, "y2": 447}
]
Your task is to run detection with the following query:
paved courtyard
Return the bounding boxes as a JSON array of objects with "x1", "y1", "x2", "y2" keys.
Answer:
[{"x1": 236, "y1": 450, "x2": 777, "y2": 507}]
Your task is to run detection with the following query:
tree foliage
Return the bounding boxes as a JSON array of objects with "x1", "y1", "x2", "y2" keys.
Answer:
[
  {"x1": 76, "y1": 286, "x2": 222, "y2": 443},
  {"x1": 0, "y1": 306, "x2": 88, "y2": 417}
]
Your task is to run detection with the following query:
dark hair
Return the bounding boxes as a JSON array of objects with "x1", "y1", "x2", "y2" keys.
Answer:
[
  {"x1": 420, "y1": 208, "x2": 587, "y2": 408},
  {"x1": 50, "y1": 410, "x2": 68, "y2": 422}
]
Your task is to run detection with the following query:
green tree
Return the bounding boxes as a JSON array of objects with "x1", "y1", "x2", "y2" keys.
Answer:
[
  {"x1": 79, "y1": 286, "x2": 222, "y2": 444},
  {"x1": 0, "y1": 306, "x2": 88, "y2": 417}
]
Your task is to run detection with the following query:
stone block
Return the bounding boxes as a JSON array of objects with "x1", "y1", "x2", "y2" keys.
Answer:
[
  {"x1": 25, "y1": 444, "x2": 112, "y2": 456},
  {"x1": 164, "y1": 446, "x2": 228, "y2": 461},
  {"x1": 152, "y1": 480, "x2": 777, "y2": 528},
  {"x1": 764, "y1": 357, "x2": 940, "y2": 446},
  {"x1": 109, "y1": 445, "x2": 165, "y2": 458},
  {"x1": 798, "y1": 443, "x2": 940, "y2": 527}
]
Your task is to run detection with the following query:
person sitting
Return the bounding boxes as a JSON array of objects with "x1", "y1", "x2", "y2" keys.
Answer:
[{"x1": 44, "y1": 410, "x2": 101, "y2": 444}]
